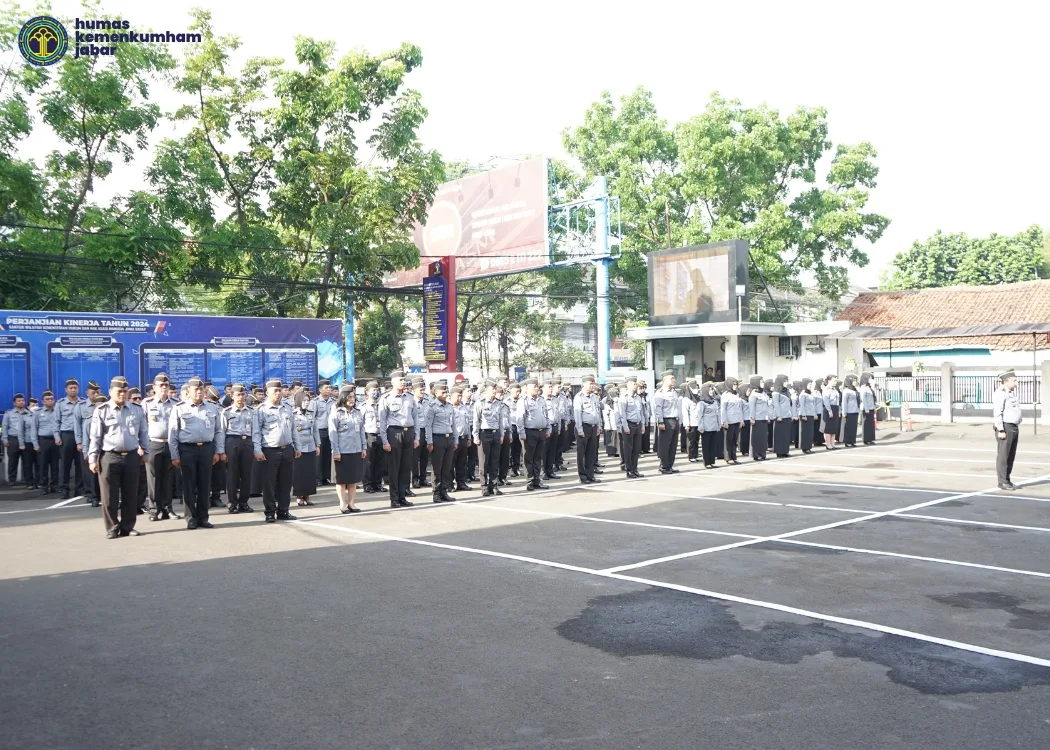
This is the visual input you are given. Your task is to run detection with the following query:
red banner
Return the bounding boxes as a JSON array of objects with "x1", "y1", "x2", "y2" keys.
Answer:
[{"x1": 388, "y1": 159, "x2": 549, "y2": 287}]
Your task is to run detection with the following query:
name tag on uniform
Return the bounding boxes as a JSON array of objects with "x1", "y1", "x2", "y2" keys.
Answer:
[
  {"x1": 204, "y1": 418, "x2": 212, "y2": 429},
  {"x1": 297, "y1": 425, "x2": 303, "y2": 431}
]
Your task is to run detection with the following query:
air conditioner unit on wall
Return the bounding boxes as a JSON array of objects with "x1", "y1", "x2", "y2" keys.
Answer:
[{"x1": 805, "y1": 340, "x2": 824, "y2": 352}]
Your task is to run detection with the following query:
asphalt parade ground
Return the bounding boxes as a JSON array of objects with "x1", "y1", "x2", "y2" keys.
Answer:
[{"x1": 2, "y1": 424, "x2": 1050, "y2": 749}]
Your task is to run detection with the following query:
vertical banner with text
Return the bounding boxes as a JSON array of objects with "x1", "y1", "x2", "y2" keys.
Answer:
[{"x1": 423, "y1": 257, "x2": 457, "y2": 373}]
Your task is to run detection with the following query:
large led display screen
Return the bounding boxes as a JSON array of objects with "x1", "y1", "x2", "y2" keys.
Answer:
[{"x1": 648, "y1": 240, "x2": 750, "y2": 326}]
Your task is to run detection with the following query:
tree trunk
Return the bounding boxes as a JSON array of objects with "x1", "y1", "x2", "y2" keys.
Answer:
[
  {"x1": 378, "y1": 297, "x2": 405, "y2": 370},
  {"x1": 499, "y1": 326, "x2": 510, "y2": 376},
  {"x1": 457, "y1": 284, "x2": 475, "y2": 371},
  {"x1": 315, "y1": 249, "x2": 337, "y2": 318}
]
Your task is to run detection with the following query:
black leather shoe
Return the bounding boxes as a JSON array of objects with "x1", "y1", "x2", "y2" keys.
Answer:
[
  {"x1": 238, "y1": 503, "x2": 253, "y2": 513},
  {"x1": 186, "y1": 518, "x2": 199, "y2": 530},
  {"x1": 493, "y1": 487, "x2": 503, "y2": 496},
  {"x1": 536, "y1": 482, "x2": 550, "y2": 490},
  {"x1": 198, "y1": 520, "x2": 214, "y2": 529},
  {"x1": 456, "y1": 484, "x2": 472, "y2": 492},
  {"x1": 228, "y1": 504, "x2": 239, "y2": 514},
  {"x1": 106, "y1": 530, "x2": 119, "y2": 539},
  {"x1": 120, "y1": 529, "x2": 141, "y2": 537},
  {"x1": 594, "y1": 468, "x2": 604, "y2": 474},
  {"x1": 634, "y1": 472, "x2": 645, "y2": 478},
  {"x1": 670, "y1": 468, "x2": 680, "y2": 473},
  {"x1": 590, "y1": 477, "x2": 602, "y2": 483},
  {"x1": 148, "y1": 511, "x2": 159, "y2": 522},
  {"x1": 276, "y1": 511, "x2": 296, "y2": 521},
  {"x1": 511, "y1": 470, "x2": 520, "y2": 477},
  {"x1": 264, "y1": 512, "x2": 276, "y2": 523},
  {"x1": 165, "y1": 506, "x2": 181, "y2": 519},
  {"x1": 659, "y1": 469, "x2": 672, "y2": 475},
  {"x1": 390, "y1": 501, "x2": 401, "y2": 509},
  {"x1": 137, "y1": 506, "x2": 146, "y2": 515},
  {"x1": 349, "y1": 507, "x2": 362, "y2": 513},
  {"x1": 399, "y1": 499, "x2": 414, "y2": 507},
  {"x1": 579, "y1": 477, "x2": 591, "y2": 484},
  {"x1": 998, "y1": 483, "x2": 1016, "y2": 491},
  {"x1": 92, "y1": 499, "x2": 101, "y2": 507},
  {"x1": 60, "y1": 491, "x2": 70, "y2": 500},
  {"x1": 405, "y1": 489, "x2": 416, "y2": 497},
  {"x1": 420, "y1": 480, "x2": 432, "y2": 488},
  {"x1": 432, "y1": 494, "x2": 443, "y2": 504},
  {"x1": 412, "y1": 479, "x2": 421, "y2": 489},
  {"x1": 526, "y1": 484, "x2": 537, "y2": 491},
  {"x1": 482, "y1": 487, "x2": 492, "y2": 497},
  {"x1": 341, "y1": 507, "x2": 353, "y2": 514}
]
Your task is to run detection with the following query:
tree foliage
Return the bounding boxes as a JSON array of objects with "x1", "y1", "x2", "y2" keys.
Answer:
[{"x1": 881, "y1": 226, "x2": 1046, "y2": 289}]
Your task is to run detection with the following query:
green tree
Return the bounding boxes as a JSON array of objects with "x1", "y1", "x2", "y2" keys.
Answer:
[
  {"x1": 356, "y1": 298, "x2": 412, "y2": 374},
  {"x1": 882, "y1": 225, "x2": 1045, "y2": 289}
]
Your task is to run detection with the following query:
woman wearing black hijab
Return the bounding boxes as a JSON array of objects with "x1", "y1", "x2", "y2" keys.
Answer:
[
  {"x1": 292, "y1": 390, "x2": 321, "y2": 506},
  {"x1": 698, "y1": 382, "x2": 720, "y2": 468},
  {"x1": 822, "y1": 375, "x2": 841, "y2": 450},
  {"x1": 798, "y1": 378, "x2": 815, "y2": 453},
  {"x1": 811, "y1": 377, "x2": 825, "y2": 447},
  {"x1": 841, "y1": 375, "x2": 860, "y2": 447},
  {"x1": 771, "y1": 375, "x2": 793, "y2": 458},
  {"x1": 859, "y1": 373, "x2": 877, "y2": 445},
  {"x1": 738, "y1": 382, "x2": 752, "y2": 458}
]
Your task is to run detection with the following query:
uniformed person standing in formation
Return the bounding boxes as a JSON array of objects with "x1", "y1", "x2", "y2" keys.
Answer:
[
  {"x1": 572, "y1": 375, "x2": 602, "y2": 484},
  {"x1": 473, "y1": 379, "x2": 508, "y2": 497},
  {"x1": 55, "y1": 378, "x2": 86, "y2": 500},
  {"x1": 31, "y1": 389, "x2": 60, "y2": 494},
  {"x1": 993, "y1": 369, "x2": 1022, "y2": 491},
  {"x1": 514, "y1": 378, "x2": 550, "y2": 490},
  {"x1": 222, "y1": 384, "x2": 255, "y2": 514},
  {"x1": 697, "y1": 382, "x2": 721, "y2": 467},
  {"x1": 719, "y1": 378, "x2": 743, "y2": 465},
  {"x1": 652, "y1": 370, "x2": 681, "y2": 474},
  {"x1": 451, "y1": 385, "x2": 472, "y2": 491},
  {"x1": 542, "y1": 380, "x2": 561, "y2": 480},
  {"x1": 841, "y1": 375, "x2": 860, "y2": 447},
  {"x1": 3, "y1": 394, "x2": 31, "y2": 487},
  {"x1": 254, "y1": 378, "x2": 299, "y2": 522},
  {"x1": 292, "y1": 390, "x2": 321, "y2": 507},
  {"x1": 379, "y1": 370, "x2": 418, "y2": 509},
  {"x1": 169, "y1": 377, "x2": 226, "y2": 529},
  {"x1": 75, "y1": 381, "x2": 102, "y2": 505},
  {"x1": 506, "y1": 382, "x2": 522, "y2": 478},
  {"x1": 748, "y1": 376, "x2": 770, "y2": 461},
  {"x1": 772, "y1": 375, "x2": 793, "y2": 458},
  {"x1": 87, "y1": 376, "x2": 150, "y2": 539},
  {"x1": 204, "y1": 385, "x2": 226, "y2": 508},
  {"x1": 143, "y1": 374, "x2": 179, "y2": 521},
  {"x1": 412, "y1": 377, "x2": 432, "y2": 489},
  {"x1": 361, "y1": 381, "x2": 384, "y2": 493},
  {"x1": 330, "y1": 383, "x2": 367, "y2": 514},
  {"x1": 858, "y1": 373, "x2": 877, "y2": 445},
  {"x1": 615, "y1": 376, "x2": 645, "y2": 478},
  {"x1": 797, "y1": 379, "x2": 816, "y2": 454},
  {"x1": 313, "y1": 380, "x2": 335, "y2": 485},
  {"x1": 822, "y1": 375, "x2": 841, "y2": 450},
  {"x1": 425, "y1": 380, "x2": 458, "y2": 503}
]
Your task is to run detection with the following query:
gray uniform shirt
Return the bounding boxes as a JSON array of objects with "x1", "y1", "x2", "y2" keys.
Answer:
[
  {"x1": 143, "y1": 396, "x2": 178, "y2": 441},
  {"x1": 169, "y1": 401, "x2": 226, "y2": 460},
  {"x1": 993, "y1": 387, "x2": 1022, "y2": 431},
  {"x1": 425, "y1": 400, "x2": 457, "y2": 444},
  {"x1": 2, "y1": 409, "x2": 28, "y2": 448},
  {"x1": 615, "y1": 393, "x2": 644, "y2": 430},
  {"x1": 313, "y1": 396, "x2": 335, "y2": 431},
  {"x1": 329, "y1": 406, "x2": 367, "y2": 454},
  {"x1": 473, "y1": 397, "x2": 507, "y2": 436},
  {"x1": 573, "y1": 391, "x2": 602, "y2": 427},
  {"x1": 56, "y1": 397, "x2": 83, "y2": 432},
  {"x1": 517, "y1": 396, "x2": 550, "y2": 432},
  {"x1": 799, "y1": 392, "x2": 817, "y2": 418},
  {"x1": 698, "y1": 400, "x2": 721, "y2": 431},
  {"x1": 860, "y1": 386, "x2": 876, "y2": 411},
  {"x1": 843, "y1": 389, "x2": 860, "y2": 415},
  {"x1": 822, "y1": 389, "x2": 841, "y2": 414},
  {"x1": 223, "y1": 405, "x2": 255, "y2": 437},
  {"x1": 773, "y1": 392, "x2": 794, "y2": 420},
  {"x1": 719, "y1": 393, "x2": 744, "y2": 425},
  {"x1": 362, "y1": 401, "x2": 380, "y2": 434},
  {"x1": 652, "y1": 387, "x2": 682, "y2": 421},
  {"x1": 379, "y1": 391, "x2": 417, "y2": 446},
  {"x1": 31, "y1": 407, "x2": 60, "y2": 443},
  {"x1": 454, "y1": 403, "x2": 472, "y2": 438},
  {"x1": 293, "y1": 408, "x2": 321, "y2": 453},
  {"x1": 748, "y1": 391, "x2": 771, "y2": 421},
  {"x1": 73, "y1": 400, "x2": 95, "y2": 445},
  {"x1": 88, "y1": 401, "x2": 150, "y2": 464},
  {"x1": 253, "y1": 401, "x2": 297, "y2": 455}
]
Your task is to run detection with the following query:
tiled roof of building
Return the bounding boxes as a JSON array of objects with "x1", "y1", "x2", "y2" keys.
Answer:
[{"x1": 836, "y1": 280, "x2": 1050, "y2": 351}]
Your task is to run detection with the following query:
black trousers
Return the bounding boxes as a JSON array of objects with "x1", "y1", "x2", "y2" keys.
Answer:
[
  {"x1": 996, "y1": 423, "x2": 1019, "y2": 484},
  {"x1": 479, "y1": 429, "x2": 502, "y2": 486},
  {"x1": 364, "y1": 434, "x2": 383, "y2": 490},
  {"x1": 454, "y1": 435, "x2": 470, "y2": 484},
  {"x1": 523, "y1": 428, "x2": 546, "y2": 484},
  {"x1": 498, "y1": 435, "x2": 511, "y2": 480},
  {"x1": 641, "y1": 425, "x2": 651, "y2": 454},
  {"x1": 739, "y1": 422, "x2": 750, "y2": 457},
  {"x1": 178, "y1": 442, "x2": 215, "y2": 522},
  {"x1": 544, "y1": 424, "x2": 560, "y2": 476},
  {"x1": 99, "y1": 451, "x2": 140, "y2": 533},
  {"x1": 146, "y1": 440, "x2": 173, "y2": 511},
  {"x1": 509, "y1": 426, "x2": 521, "y2": 472},
  {"x1": 37, "y1": 436, "x2": 59, "y2": 489},
  {"x1": 386, "y1": 426, "x2": 414, "y2": 504},
  {"x1": 226, "y1": 436, "x2": 253, "y2": 505},
  {"x1": 680, "y1": 422, "x2": 689, "y2": 454},
  {"x1": 800, "y1": 418, "x2": 814, "y2": 451},
  {"x1": 318, "y1": 429, "x2": 332, "y2": 484},
  {"x1": 430, "y1": 434, "x2": 456, "y2": 494},
  {"x1": 862, "y1": 411, "x2": 876, "y2": 444},
  {"x1": 467, "y1": 440, "x2": 478, "y2": 478},
  {"x1": 261, "y1": 445, "x2": 293, "y2": 512},
  {"x1": 82, "y1": 452, "x2": 100, "y2": 500},
  {"x1": 137, "y1": 457, "x2": 148, "y2": 507},
  {"x1": 658, "y1": 418, "x2": 679, "y2": 470},
  {"x1": 415, "y1": 429, "x2": 429, "y2": 482},
  {"x1": 560, "y1": 420, "x2": 573, "y2": 453},
  {"x1": 576, "y1": 423, "x2": 599, "y2": 481},
  {"x1": 59, "y1": 431, "x2": 83, "y2": 495},
  {"x1": 23, "y1": 441, "x2": 37, "y2": 485},
  {"x1": 210, "y1": 458, "x2": 225, "y2": 501},
  {"x1": 6, "y1": 442, "x2": 24, "y2": 483},
  {"x1": 724, "y1": 423, "x2": 740, "y2": 462},
  {"x1": 622, "y1": 422, "x2": 642, "y2": 474},
  {"x1": 688, "y1": 427, "x2": 700, "y2": 461}
]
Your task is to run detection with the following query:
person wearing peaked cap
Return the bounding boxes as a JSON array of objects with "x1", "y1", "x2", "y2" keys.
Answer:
[
  {"x1": 505, "y1": 380, "x2": 523, "y2": 479},
  {"x1": 361, "y1": 381, "x2": 385, "y2": 494},
  {"x1": 449, "y1": 384, "x2": 472, "y2": 491},
  {"x1": 252, "y1": 378, "x2": 300, "y2": 522},
  {"x1": 312, "y1": 379, "x2": 336, "y2": 487},
  {"x1": 614, "y1": 376, "x2": 645, "y2": 478},
  {"x1": 87, "y1": 376, "x2": 151, "y2": 539},
  {"x1": 993, "y1": 370, "x2": 1021, "y2": 490},
  {"x1": 168, "y1": 375, "x2": 226, "y2": 529},
  {"x1": 221, "y1": 383, "x2": 255, "y2": 515},
  {"x1": 203, "y1": 385, "x2": 227, "y2": 508},
  {"x1": 411, "y1": 377, "x2": 432, "y2": 490},
  {"x1": 540, "y1": 379, "x2": 561, "y2": 481},
  {"x1": 652, "y1": 369, "x2": 681, "y2": 474},
  {"x1": 32, "y1": 389, "x2": 61, "y2": 495},
  {"x1": 56, "y1": 377, "x2": 87, "y2": 501},
  {"x1": 573, "y1": 376, "x2": 603, "y2": 484},
  {"x1": 471, "y1": 379, "x2": 506, "y2": 497},
  {"x1": 378, "y1": 369, "x2": 419, "y2": 509},
  {"x1": 3, "y1": 392, "x2": 31, "y2": 488}
]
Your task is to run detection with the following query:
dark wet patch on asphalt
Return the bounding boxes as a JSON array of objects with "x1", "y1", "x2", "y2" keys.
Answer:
[
  {"x1": 557, "y1": 588, "x2": 1050, "y2": 694},
  {"x1": 936, "y1": 500, "x2": 971, "y2": 507},
  {"x1": 930, "y1": 592, "x2": 1050, "y2": 632},
  {"x1": 866, "y1": 463, "x2": 894, "y2": 469}
]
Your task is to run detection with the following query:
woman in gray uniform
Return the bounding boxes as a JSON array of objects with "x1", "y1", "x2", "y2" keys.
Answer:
[
  {"x1": 798, "y1": 378, "x2": 815, "y2": 453},
  {"x1": 738, "y1": 381, "x2": 752, "y2": 458},
  {"x1": 772, "y1": 375, "x2": 793, "y2": 457},
  {"x1": 859, "y1": 373, "x2": 877, "y2": 445},
  {"x1": 841, "y1": 374, "x2": 860, "y2": 447},
  {"x1": 822, "y1": 375, "x2": 841, "y2": 450},
  {"x1": 330, "y1": 385, "x2": 367, "y2": 513},
  {"x1": 698, "y1": 382, "x2": 721, "y2": 468},
  {"x1": 748, "y1": 377, "x2": 770, "y2": 460},
  {"x1": 292, "y1": 391, "x2": 321, "y2": 506}
]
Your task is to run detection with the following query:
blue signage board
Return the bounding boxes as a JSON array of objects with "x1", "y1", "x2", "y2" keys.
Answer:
[
  {"x1": 422, "y1": 275, "x2": 448, "y2": 362},
  {"x1": 0, "y1": 311, "x2": 344, "y2": 413}
]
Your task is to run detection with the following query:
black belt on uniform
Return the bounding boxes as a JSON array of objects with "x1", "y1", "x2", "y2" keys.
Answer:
[
  {"x1": 263, "y1": 444, "x2": 291, "y2": 450},
  {"x1": 436, "y1": 433, "x2": 452, "y2": 438},
  {"x1": 60, "y1": 429, "x2": 74, "y2": 434},
  {"x1": 481, "y1": 428, "x2": 498, "y2": 433},
  {"x1": 180, "y1": 442, "x2": 209, "y2": 447},
  {"x1": 107, "y1": 450, "x2": 130, "y2": 456},
  {"x1": 390, "y1": 426, "x2": 412, "y2": 431},
  {"x1": 319, "y1": 427, "x2": 329, "y2": 431},
  {"x1": 229, "y1": 434, "x2": 250, "y2": 439}
]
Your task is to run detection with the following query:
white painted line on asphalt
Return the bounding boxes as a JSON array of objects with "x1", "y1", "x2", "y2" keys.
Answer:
[
  {"x1": 598, "y1": 474, "x2": 1050, "y2": 574},
  {"x1": 298, "y1": 519, "x2": 1050, "y2": 670},
  {"x1": 590, "y1": 485, "x2": 875, "y2": 514},
  {"x1": 46, "y1": 496, "x2": 82, "y2": 509},
  {"x1": 681, "y1": 472, "x2": 948, "y2": 495},
  {"x1": 978, "y1": 492, "x2": 1050, "y2": 503},
  {"x1": 876, "y1": 442, "x2": 1050, "y2": 456},
  {"x1": 900, "y1": 514, "x2": 1050, "y2": 534}
]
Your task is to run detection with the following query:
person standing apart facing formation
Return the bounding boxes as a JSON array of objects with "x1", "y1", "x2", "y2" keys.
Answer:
[
  {"x1": 330, "y1": 384, "x2": 367, "y2": 513},
  {"x1": 222, "y1": 384, "x2": 255, "y2": 515},
  {"x1": 653, "y1": 370, "x2": 681, "y2": 475},
  {"x1": 573, "y1": 375, "x2": 603, "y2": 484},
  {"x1": 169, "y1": 377, "x2": 226, "y2": 530},
  {"x1": 292, "y1": 391, "x2": 321, "y2": 507},
  {"x1": 379, "y1": 370, "x2": 418, "y2": 509},
  {"x1": 858, "y1": 373, "x2": 877, "y2": 445},
  {"x1": 425, "y1": 380, "x2": 458, "y2": 504},
  {"x1": 87, "y1": 377, "x2": 150, "y2": 539},
  {"x1": 615, "y1": 376, "x2": 646, "y2": 479},
  {"x1": 993, "y1": 370, "x2": 1022, "y2": 491},
  {"x1": 822, "y1": 375, "x2": 841, "y2": 450}
]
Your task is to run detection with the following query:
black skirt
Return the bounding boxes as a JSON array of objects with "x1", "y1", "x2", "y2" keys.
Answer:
[
  {"x1": 843, "y1": 412, "x2": 859, "y2": 445},
  {"x1": 293, "y1": 451, "x2": 318, "y2": 496},
  {"x1": 335, "y1": 453, "x2": 363, "y2": 485},
  {"x1": 739, "y1": 422, "x2": 751, "y2": 457},
  {"x1": 824, "y1": 409, "x2": 841, "y2": 436},
  {"x1": 750, "y1": 421, "x2": 768, "y2": 459},
  {"x1": 812, "y1": 419, "x2": 824, "y2": 445},
  {"x1": 773, "y1": 419, "x2": 792, "y2": 456},
  {"x1": 605, "y1": 429, "x2": 619, "y2": 456},
  {"x1": 863, "y1": 412, "x2": 876, "y2": 444},
  {"x1": 800, "y1": 417, "x2": 814, "y2": 451}
]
